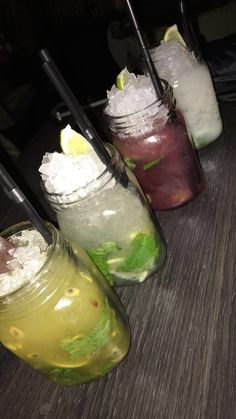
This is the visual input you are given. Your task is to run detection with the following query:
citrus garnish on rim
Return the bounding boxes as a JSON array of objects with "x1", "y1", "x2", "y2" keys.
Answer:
[
  {"x1": 60, "y1": 124, "x2": 92, "y2": 155},
  {"x1": 163, "y1": 24, "x2": 186, "y2": 47},
  {"x1": 116, "y1": 67, "x2": 130, "y2": 90}
]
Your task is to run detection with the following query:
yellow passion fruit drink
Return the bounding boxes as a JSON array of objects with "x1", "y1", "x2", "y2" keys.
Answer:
[{"x1": 0, "y1": 222, "x2": 130, "y2": 385}]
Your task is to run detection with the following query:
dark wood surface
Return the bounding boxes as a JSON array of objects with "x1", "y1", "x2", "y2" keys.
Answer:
[{"x1": 0, "y1": 102, "x2": 236, "y2": 419}]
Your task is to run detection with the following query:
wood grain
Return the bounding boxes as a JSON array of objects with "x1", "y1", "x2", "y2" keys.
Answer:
[{"x1": 0, "y1": 102, "x2": 235, "y2": 419}]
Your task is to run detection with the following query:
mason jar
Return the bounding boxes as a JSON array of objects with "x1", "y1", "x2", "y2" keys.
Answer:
[
  {"x1": 104, "y1": 80, "x2": 203, "y2": 211},
  {"x1": 0, "y1": 221, "x2": 130, "y2": 386},
  {"x1": 145, "y1": 43, "x2": 223, "y2": 149},
  {"x1": 42, "y1": 144, "x2": 166, "y2": 287}
]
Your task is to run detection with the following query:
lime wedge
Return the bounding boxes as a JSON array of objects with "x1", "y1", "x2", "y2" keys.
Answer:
[
  {"x1": 163, "y1": 24, "x2": 186, "y2": 47},
  {"x1": 116, "y1": 67, "x2": 130, "y2": 90},
  {"x1": 60, "y1": 124, "x2": 92, "y2": 155}
]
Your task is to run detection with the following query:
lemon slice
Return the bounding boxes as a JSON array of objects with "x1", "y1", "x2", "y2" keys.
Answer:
[
  {"x1": 116, "y1": 67, "x2": 130, "y2": 90},
  {"x1": 163, "y1": 24, "x2": 186, "y2": 46},
  {"x1": 60, "y1": 124, "x2": 92, "y2": 155}
]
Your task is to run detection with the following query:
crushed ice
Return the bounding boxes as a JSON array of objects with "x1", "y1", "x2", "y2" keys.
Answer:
[
  {"x1": 105, "y1": 73, "x2": 160, "y2": 116},
  {"x1": 149, "y1": 40, "x2": 197, "y2": 85},
  {"x1": 0, "y1": 230, "x2": 48, "y2": 297},
  {"x1": 39, "y1": 150, "x2": 106, "y2": 195}
]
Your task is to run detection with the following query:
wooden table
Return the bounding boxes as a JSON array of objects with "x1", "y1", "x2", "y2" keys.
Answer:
[{"x1": 0, "y1": 102, "x2": 236, "y2": 419}]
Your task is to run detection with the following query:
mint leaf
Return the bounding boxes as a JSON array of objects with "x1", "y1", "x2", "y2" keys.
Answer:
[
  {"x1": 60, "y1": 299, "x2": 112, "y2": 360},
  {"x1": 124, "y1": 159, "x2": 136, "y2": 169},
  {"x1": 51, "y1": 367, "x2": 83, "y2": 379},
  {"x1": 87, "y1": 250, "x2": 113, "y2": 284},
  {"x1": 116, "y1": 233, "x2": 158, "y2": 273},
  {"x1": 90, "y1": 242, "x2": 120, "y2": 255},
  {"x1": 87, "y1": 242, "x2": 121, "y2": 285},
  {"x1": 52, "y1": 367, "x2": 75, "y2": 379},
  {"x1": 47, "y1": 367, "x2": 91, "y2": 385},
  {"x1": 193, "y1": 137, "x2": 208, "y2": 147},
  {"x1": 143, "y1": 157, "x2": 164, "y2": 170}
]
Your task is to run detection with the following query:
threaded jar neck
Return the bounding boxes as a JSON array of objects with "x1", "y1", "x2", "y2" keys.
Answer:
[
  {"x1": 104, "y1": 80, "x2": 175, "y2": 137},
  {"x1": 42, "y1": 143, "x2": 126, "y2": 211},
  {"x1": 0, "y1": 222, "x2": 69, "y2": 316}
]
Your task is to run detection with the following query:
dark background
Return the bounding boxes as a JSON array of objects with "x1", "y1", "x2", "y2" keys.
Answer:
[{"x1": 0, "y1": 0, "x2": 232, "y2": 153}]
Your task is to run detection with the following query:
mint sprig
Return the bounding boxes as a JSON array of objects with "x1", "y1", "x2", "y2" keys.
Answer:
[
  {"x1": 60, "y1": 299, "x2": 112, "y2": 360},
  {"x1": 124, "y1": 159, "x2": 136, "y2": 169},
  {"x1": 87, "y1": 242, "x2": 120, "y2": 285},
  {"x1": 116, "y1": 233, "x2": 158, "y2": 273},
  {"x1": 143, "y1": 157, "x2": 164, "y2": 170}
]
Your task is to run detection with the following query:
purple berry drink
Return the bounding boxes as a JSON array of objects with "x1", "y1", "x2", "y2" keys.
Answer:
[
  {"x1": 104, "y1": 74, "x2": 203, "y2": 211},
  {"x1": 113, "y1": 111, "x2": 203, "y2": 210}
]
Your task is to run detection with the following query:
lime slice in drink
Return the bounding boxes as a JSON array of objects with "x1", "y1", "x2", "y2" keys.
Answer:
[
  {"x1": 60, "y1": 124, "x2": 92, "y2": 155},
  {"x1": 116, "y1": 67, "x2": 130, "y2": 90},
  {"x1": 163, "y1": 24, "x2": 186, "y2": 46},
  {"x1": 107, "y1": 256, "x2": 125, "y2": 272}
]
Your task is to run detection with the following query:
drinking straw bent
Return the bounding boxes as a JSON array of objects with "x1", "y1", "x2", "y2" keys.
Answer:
[
  {"x1": 0, "y1": 162, "x2": 52, "y2": 244},
  {"x1": 124, "y1": 0, "x2": 164, "y2": 99}
]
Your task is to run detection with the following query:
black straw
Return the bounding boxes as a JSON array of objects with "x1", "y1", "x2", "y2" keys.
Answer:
[
  {"x1": 124, "y1": 0, "x2": 164, "y2": 99},
  {"x1": 0, "y1": 162, "x2": 52, "y2": 244},
  {"x1": 179, "y1": 0, "x2": 198, "y2": 56},
  {"x1": 39, "y1": 49, "x2": 112, "y2": 168}
]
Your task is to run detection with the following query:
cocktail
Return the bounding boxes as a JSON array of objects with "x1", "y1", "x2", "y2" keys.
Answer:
[
  {"x1": 39, "y1": 126, "x2": 166, "y2": 286},
  {"x1": 146, "y1": 38, "x2": 222, "y2": 149},
  {"x1": 0, "y1": 222, "x2": 130, "y2": 385},
  {"x1": 104, "y1": 73, "x2": 203, "y2": 211}
]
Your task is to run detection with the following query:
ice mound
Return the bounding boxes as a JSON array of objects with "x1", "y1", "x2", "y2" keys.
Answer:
[
  {"x1": 149, "y1": 41, "x2": 196, "y2": 85},
  {"x1": 39, "y1": 151, "x2": 106, "y2": 195},
  {"x1": 0, "y1": 230, "x2": 48, "y2": 296},
  {"x1": 105, "y1": 74, "x2": 159, "y2": 117},
  {"x1": 150, "y1": 41, "x2": 186, "y2": 61}
]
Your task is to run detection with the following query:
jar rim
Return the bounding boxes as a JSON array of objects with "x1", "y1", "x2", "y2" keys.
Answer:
[
  {"x1": 42, "y1": 160, "x2": 110, "y2": 200},
  {"x1": 42, "y1": 143, "x2": 125, "y2": 205},
  {"x1": 149, "y1": 43, "x2": 186, "y2": 61},
  {"x1": 147, "y1": 43, "x2": 199, "y2": 65},
  {"x1": 104, "y1": 79, "x2": 170, "y2": 120}
]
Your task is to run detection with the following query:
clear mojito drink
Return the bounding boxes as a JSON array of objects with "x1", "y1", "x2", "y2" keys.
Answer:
[
  {"x1": 39, "y1": 132, "x2": 166, "y2": 286},
  {"x1": 104, "y1": 74, "x2": 203, "y2": 211},
  {"x1": 148, "y1": 41, "x2": 222, "y2": 149},
  {"x1": 0, "y1": 222, "x2": 130, "y2": 385}
]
